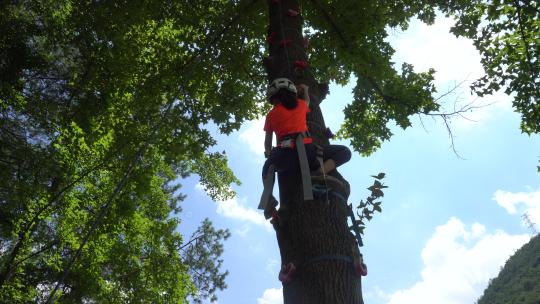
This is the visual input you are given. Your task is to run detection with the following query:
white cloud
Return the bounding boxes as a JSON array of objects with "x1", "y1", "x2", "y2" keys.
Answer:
[
  {"x1": 390, "y1": 16, "x2": 512, "y2": 130},
  {"x1": 233, "y1": 224, "x2": 251, "y2": 238},
  {"x1": 265, "y1": 258, "x2": 281, "y2": 274},
  {"x1": 216, "y1": 196, "x2": 272, "y2": 231},
  {"x1": 239, "y1": 118, "x2": 266, "y2": 156},
  {"x1": 364, "y1": 286, "x2": 392, "y2": 303},
  {"x1": 385, "y1": 217, "x2": 530, "y2": 304},
  {"x1": 390, "y1": 17, "x2": 483, "y2": 84},
  {"x1": 195, "y1": 183, "x2": 272, "y2": 231},
  {"x1": 493, "y1": 188, "x2": 540, "y2": 230},
  {"x1": 257, "y1": 288, "x2": 283, "y2": 304}
]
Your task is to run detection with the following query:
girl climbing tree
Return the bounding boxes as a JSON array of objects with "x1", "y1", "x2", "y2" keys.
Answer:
[{"x1": 262, "y1": 1, "x2": 366, "y2": 302}]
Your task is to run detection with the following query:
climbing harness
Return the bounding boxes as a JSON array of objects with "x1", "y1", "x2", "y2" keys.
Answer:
[
  {"x1": 258, "y1": 131, "x2": 314, "y2": 213},
  {"x1": 278, "y1": 262, "x2": 297, "y2": 283},
  {"x1": 293, "y1": 133, "x2": 314, "y2": 201}
]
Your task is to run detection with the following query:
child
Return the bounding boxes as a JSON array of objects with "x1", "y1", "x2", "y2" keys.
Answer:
[{"x1": 259, "y1": 78, "x2": 351, "y2": 217}]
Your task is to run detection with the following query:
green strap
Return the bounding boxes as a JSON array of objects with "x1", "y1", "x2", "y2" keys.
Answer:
[{"x1": 296, "y1": 134, "x2": 313, "y2": 201}]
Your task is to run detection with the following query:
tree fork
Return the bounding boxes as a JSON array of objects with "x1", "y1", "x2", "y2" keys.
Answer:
[{"x1": 264, "y1": 0, "x2": 363, "y2": 302}]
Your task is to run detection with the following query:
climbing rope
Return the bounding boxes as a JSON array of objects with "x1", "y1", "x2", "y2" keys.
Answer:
[
  {"x1": 311, "y1": 183, "x2": 363, "y2": 247},
  {"x1": 276, "y1": 0, "x2": 293, "y2": 77}
]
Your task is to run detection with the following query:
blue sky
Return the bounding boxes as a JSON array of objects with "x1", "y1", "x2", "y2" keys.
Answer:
[{"x1": 180, "y1": 17, "x2": 540, "y2": 304}]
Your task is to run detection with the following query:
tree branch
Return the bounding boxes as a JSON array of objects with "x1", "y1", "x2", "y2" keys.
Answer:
[
  {"x1": 423, "y1": 80, "x2": 496, "y2": 158},
  {"x1": 179, "y1": 234, "x2": 204, "y2": 251},
  {"x1": 308, "y1": 0, "x2": 349, "y2": 48}
]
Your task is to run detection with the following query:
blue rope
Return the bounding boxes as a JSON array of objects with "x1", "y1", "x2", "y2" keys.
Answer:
[
  {"x1": 304, "y1": 254, "x2": 353, "y2": 267},
  {"x1": 312, "y1": 184, "x2": 346, "y2": 203},
  {"x1": 311, "y1": 184, "x2": 364, "y2": 247}
]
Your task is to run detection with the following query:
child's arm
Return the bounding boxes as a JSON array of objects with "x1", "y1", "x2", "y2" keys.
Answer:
[
  {"x1": 264, "y1": 130, "x2": 273, "y2": 158},
  {"x1": 296, "y1": 84, "x2": 310, "y2": 107}
]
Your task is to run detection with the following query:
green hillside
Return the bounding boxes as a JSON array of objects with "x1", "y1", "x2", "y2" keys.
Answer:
[{"x1": 477, "y1": 234, "x2": 540, "y2": 304}]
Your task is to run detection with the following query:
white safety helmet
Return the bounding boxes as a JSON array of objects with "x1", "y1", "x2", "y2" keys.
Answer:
[{"x1": 267, "y1": 78, "x2": 297, "y2": 97}]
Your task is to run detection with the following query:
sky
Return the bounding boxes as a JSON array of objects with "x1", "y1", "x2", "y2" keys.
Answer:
[{"x1": 179, "y1": 16, "x2": 540, "y2": 304}]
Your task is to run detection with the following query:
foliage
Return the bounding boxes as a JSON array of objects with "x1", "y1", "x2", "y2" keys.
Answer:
[
  {"x1": 182, "y1": 218, "x2": 231, "y2": 304},
  {"x1": 439, "y1": 0, "x2": 540, "y2": 134},
  {"x1": 355, "y1": 173, "x2": 387, "y2": 235},
  {"x1": 0, "y1": 0, "x2": 251, "y2": 302},
  {"x1": 300, "y1": 1, "x2": 443, "y2": 155},
  {"x1": 476, "y1": 234, "x2": 540, "y2": 304}
]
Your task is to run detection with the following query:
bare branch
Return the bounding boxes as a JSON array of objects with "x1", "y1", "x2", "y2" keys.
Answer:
[
  {"x1": 12, "y1": 241, "x2": 58, "y2": 269},
  {"x1": 309, "y1": 0, "x2": 349, "y2": 48},
  {"x1": 422, "y1": 80, "x2": 497, "y2": 158},
  {"x1": 434, "y1": 79, "x2": 468, "y2": 102},
  {"x1": 179, "y1": 234, "x2": 205, "y2": 251}
]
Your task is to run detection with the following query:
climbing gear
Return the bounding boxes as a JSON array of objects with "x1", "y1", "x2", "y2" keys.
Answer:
[
  {"x1": 258, "y1": 132, "x2": 314, "y2": 212},
  {"x1": 267, "y1": 78, "x2": 297, "y2": 97},
  {"x1": 295, "y1": 133, "x2": 314, "y2": 201},
  {"x1": 267, "y1": 31, "x2": 276, "y2": 44},
  {"x1": 312, "y1": 175, "x2": 346, "y2": 194},
  {"x1": 293, "y1": 60, "x2": 309, "y2": 70},
  {"x1": 287, "y1": 8, "x2": 300, "y2": 17},
  {"x1": 278, "y1": 262, "x2": 296, "y2": 283},
  {"x1": 264, "y1": 195, "x2": 279, "y2": 220},
  {"x1": 276, "y1": 131, "x2": 309, "y2": 148},
  {"x1": 355, "y1": 260, "x2": 368, "y2": 276},
  {"x1": 277, "y1": 138, "x2": 294, "y2": 148},
  {"x1": 277, "y1": 131, "x2": 314, "y2": 201}
]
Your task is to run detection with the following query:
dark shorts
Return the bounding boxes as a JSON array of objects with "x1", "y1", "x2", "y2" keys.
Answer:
[{"x1": 261, "y1": 143, "x2": 351, "y2": 179}]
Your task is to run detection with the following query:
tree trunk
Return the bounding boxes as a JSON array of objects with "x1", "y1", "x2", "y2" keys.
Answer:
[{"x1": 264, "y1": 1, "x2": 363, "y2": 303}]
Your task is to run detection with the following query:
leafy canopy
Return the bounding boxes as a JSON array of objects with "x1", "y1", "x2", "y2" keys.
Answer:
[{"x1": 439, "y1": 0, "x2": 540, "y2": 134}]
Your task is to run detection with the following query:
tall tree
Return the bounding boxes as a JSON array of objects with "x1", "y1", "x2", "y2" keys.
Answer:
[
  {"x1": 0, "y1": 1, "x2": 246, "y2": 302},
  {"x1": 262, "y1": 0, "x2": 440, "y2": 302}
]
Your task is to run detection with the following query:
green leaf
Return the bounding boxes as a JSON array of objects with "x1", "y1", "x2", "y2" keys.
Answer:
[{"x1": 371, "y1": 172, "x2": 386, "y2": 179}]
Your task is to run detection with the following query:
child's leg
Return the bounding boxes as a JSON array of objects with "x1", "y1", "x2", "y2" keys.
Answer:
[
  {"x1": 322, "y1": 145, "x2": 351, "y2": 174},
  {"x1": 259, "y1": 150, "x2": 281, "y2": 212}
]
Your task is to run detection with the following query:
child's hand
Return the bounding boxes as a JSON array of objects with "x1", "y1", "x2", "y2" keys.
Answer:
[
  {"x1": 295, "y1": 84, "x2": 309, "y2": 98},
  {"x1": 296, "y1": 84, "x2": 308, "y2": 93}
]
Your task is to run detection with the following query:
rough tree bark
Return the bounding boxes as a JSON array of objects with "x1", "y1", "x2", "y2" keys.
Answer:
[{"x1": 263, "y1": 0, "x2": 363, "y2": 303}]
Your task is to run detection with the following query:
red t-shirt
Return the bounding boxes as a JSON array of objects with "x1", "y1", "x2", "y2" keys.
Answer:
[{"x1": 263, "y1": 99, "x2": 312, "y2": 144}]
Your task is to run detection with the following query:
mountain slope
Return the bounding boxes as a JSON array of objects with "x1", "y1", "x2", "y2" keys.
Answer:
[{"x1": 477, "y1": 234, "x2": 540, "y2": 304}]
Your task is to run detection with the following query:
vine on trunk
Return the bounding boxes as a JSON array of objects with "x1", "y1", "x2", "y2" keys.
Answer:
[{"x1": 355, "y1": 173, "x2": 387, "y2": 235}]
